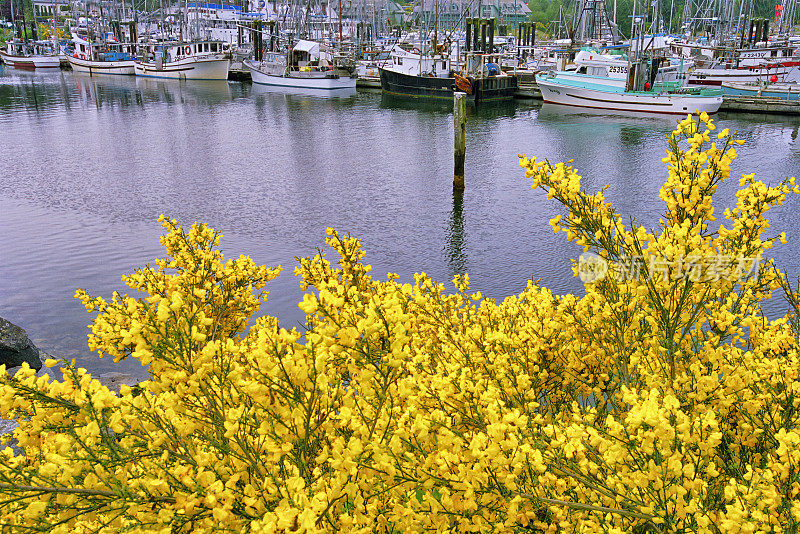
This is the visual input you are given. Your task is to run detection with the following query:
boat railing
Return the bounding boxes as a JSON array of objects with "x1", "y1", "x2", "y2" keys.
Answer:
[{"x1": 676, "y1": 85, "x2": 723, "y2": 96}]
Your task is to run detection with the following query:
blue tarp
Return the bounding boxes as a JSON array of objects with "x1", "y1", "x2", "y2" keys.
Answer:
[{"x1": 186, "y1": 3, "x2": 242, "y2": 11}]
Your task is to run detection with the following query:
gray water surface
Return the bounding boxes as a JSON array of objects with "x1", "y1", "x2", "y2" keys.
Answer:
[{"x1": 2, "y1": 64, "x2": 800, "y2": 380}]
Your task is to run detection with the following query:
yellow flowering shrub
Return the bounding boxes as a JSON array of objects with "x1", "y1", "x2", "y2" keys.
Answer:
[{"x1": 1, "y1": 115, "x2": 799, "y2": 533}]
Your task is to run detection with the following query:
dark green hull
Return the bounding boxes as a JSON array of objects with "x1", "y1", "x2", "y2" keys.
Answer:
[{"x1": 378, "y1": 68, "x2": 517, "y2": 102}]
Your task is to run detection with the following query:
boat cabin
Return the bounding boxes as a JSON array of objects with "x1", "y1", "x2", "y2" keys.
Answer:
[
  {"x1": 72, "y1": 36, "x2": 137, "y2": 62},
  {"x1": 289, "y1": 40, "x2": 335, "y2": 70},
  {"x1": 144, "y1": 40, "x2": 230, "y2": 63},
  {"x1": 5, "y1": 39, "x2": 57, "y2": 57},
  {"x1": 386, "y1": 44, "x2": 452, "y2": 78}
]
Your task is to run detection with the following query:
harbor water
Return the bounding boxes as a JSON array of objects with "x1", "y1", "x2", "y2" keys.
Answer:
[{"x1": 2, "y1": 64, "x2": 800, "y2": 381}]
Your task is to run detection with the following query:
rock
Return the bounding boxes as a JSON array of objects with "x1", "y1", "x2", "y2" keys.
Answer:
[
  {"x1": 97, "y1": 372, "x2": 140, "y2": 390},
  {"x1": 0, "y1": 318, "x2": 42, "y2": 370}
]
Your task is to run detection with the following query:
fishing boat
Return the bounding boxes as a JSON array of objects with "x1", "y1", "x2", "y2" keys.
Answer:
[
  {"x1": 536, "y1": 70, "x2": 723, "y2": 115},
  {"x1": 687, "y1": 60, "x2": 797, "y2": 86},
  {"x1": 378, "y1": 46, "x2": 517, "y2": 102},
  {"x1": 134, "y1": 41, "x2": 231, "y2": 81},
  {"x1": 0, "y1": 40, "x2": 61, "y2": 69},
  {"x1": 721, "y1": 80, "x2": 800, "y2": 100},
  {"x1": 671, "y1": 29, "x2": 800, "y2": 85},
  {"x1": 67, "y1": 35, "x2": 137, "y2": 76},
  {"x1": 244, "y1": 40, "x2": 357, "y2": 90}
]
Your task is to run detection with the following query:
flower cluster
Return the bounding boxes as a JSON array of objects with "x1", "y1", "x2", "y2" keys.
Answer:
[{"x1": 0, "y1": 115, "x2": 798, "y2": 533}]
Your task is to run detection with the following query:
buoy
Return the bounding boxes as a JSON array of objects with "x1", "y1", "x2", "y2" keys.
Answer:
[
  {"x1": 770, "y1": 74, "x2": 779, "y2": 83},
  {"x1": 644, "y1": 81, "x2": 651, "y2": 90}
]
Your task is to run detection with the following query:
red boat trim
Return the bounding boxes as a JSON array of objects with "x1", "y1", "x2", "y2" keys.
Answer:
[
  {"x1": 565, "y1": 91, "x2": 674, "y2": 106},
  {"x1": 541, "y1": 99, "x2": 718, "y2": 115},
  {"x1": 137, "y1": 65, "x2": 197, "y2": 73}
]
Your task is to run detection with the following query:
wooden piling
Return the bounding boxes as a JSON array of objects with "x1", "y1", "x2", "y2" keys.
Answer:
[{"x1": 454, "y1": 92, "x2": 466, "y2": 190}]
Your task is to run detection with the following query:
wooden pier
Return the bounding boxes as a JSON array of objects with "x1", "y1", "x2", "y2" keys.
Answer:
[
  {"x1": 227, "y1": 63, "x2": 251, "y2": 82},
  {"x1": 720, "y1": 95, "x2": 800, "y2": 115},
  {"x1": 512, "y1": 70, "x2": 542, "y2": 99},
  {"x1": 356, "y1": 76, "x2": 381, "y2": 89},
  {"x1": 514, "y1": 81, "x2": 542, "y2": 99}
]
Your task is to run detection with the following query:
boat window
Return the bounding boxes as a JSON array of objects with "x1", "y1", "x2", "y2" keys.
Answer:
[
  {"x1": 397, "y1": 57, "x2": 403, "y2": 65},
  {"x1": 442, "y1": 62, "x2": 446, "y2": 69},
  {"x1": 211, "y1": 43, "x2": 217, "y2": 52}
]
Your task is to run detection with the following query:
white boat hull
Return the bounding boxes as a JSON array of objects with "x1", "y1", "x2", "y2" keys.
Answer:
[
  {"x1": 134, "y1": 56, "x2": 230, "y2": 81},
  {"x1": 245, "y1": 61, "x2": 356, "y2": 90},
  {"x1": 537, "y1": 77, "x2": 722, "y2": 115},
  {"x1": 0, "y1": 51, "x2": 61, "y2": 69},
  {"x1": 68, "y1": 55, "x2": 135, "y2": 75},
  {"x1": 721, "y1": 81, "x2": 800, "y2": 100},
  {"x1": 688, "y1": 64, "x2": 797, "y2": 86}
]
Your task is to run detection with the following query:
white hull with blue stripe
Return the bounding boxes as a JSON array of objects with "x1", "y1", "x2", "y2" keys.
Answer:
[{"x1": 536, "y1": 71, "x2": 723, "y2": 115}]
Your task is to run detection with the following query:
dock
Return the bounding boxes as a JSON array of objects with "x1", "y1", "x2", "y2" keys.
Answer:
[
  {"x1": 356, "y1": 76, "x2": 381, "y2": 89},
  {"x1": 720, "y1": 95, "x2": 800, "y2": 115},
  {"x1": 514, "y1": 80, "x2": 541, "y2": 99},
  {"x1": 228, "y1": 61, "x2": 251, "y2": 82},
  {"x1": 513, "y1": 70, "x2": 542, "y2": 99}
]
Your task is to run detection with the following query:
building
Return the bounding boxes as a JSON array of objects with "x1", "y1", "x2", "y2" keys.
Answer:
[
  {"x1": 414, "y1": 0, "x2": 531, "y2": 32},
  {"x1": 32, "y1": 0, "x2": 71, "y2": 18}
]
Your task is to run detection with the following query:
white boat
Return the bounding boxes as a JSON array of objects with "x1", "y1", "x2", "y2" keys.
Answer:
[
  {"x1": 687, "y1": 60, "x2": 797, "y2": 86},
  {"x1": 671, "y1": 40, "x2": 800, "y2": 69},
  {"x1": 135, "y1": 41, "x2": 231, "y2": 81},
  {"x1": 244, "y1": 40, "x2": 357, "y2": 90},
  {"x1": 0, "y1": 40, "x2": 61, "y2": 69},
  {"x1": 67, "y1": 35, "x2": 136, "y2": 76},
  {"x1": 721, "y1": 80, "x2": 800, "y2": 100},
  {"x1": 536, "y1": 71, "x2": 723, "y2": 115}
]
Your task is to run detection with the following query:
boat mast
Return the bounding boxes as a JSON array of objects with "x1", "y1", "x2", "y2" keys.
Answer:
[
  {"x1": 738, "y1": 0, "x2": 754, "y2": 51},
  {"x1": 159, "y1": 0, "x2": 165, "y2": 41},
  {"x1": 432, "y1": 0, "x2": 437, "y2": 73},
  {"x1": 668, "y1": 0, "x2": 673, "y2": 33},
  {"x1": 419, "y1": 0, "x2": 424, "y2": 72},
  {"x1": 20, "y1": 0, "x2": 29, "y2": 42}
]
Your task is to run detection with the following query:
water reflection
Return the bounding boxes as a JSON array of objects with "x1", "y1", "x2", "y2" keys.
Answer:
[
  {"x1": 447, "y1": 188, "x2": 466, "y2": 276},
  {"x1": 379, "y1": 92, "x2": 453, "y2": 114},
  {"x1": 249, "y1": 83, "x2": 357, "y2": 100},
  {"x1": 70, "y1": 74, "x2": 145, "y2": 109},
  {"x1": 470, "y1": 99, "x2": 519, "y2": 120},
  {"x1": 0, "y1": 68, "x2": 71, "y2": 115},
  {"x1": 537, "y1": 102, "x2": 678, "y2": 126},
  {"x1": 379, "y1": 93, "x2": 522, "y2": 120},
  {"x1": 618, "y1": 126, "x2": 647, "y2": 148}
]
